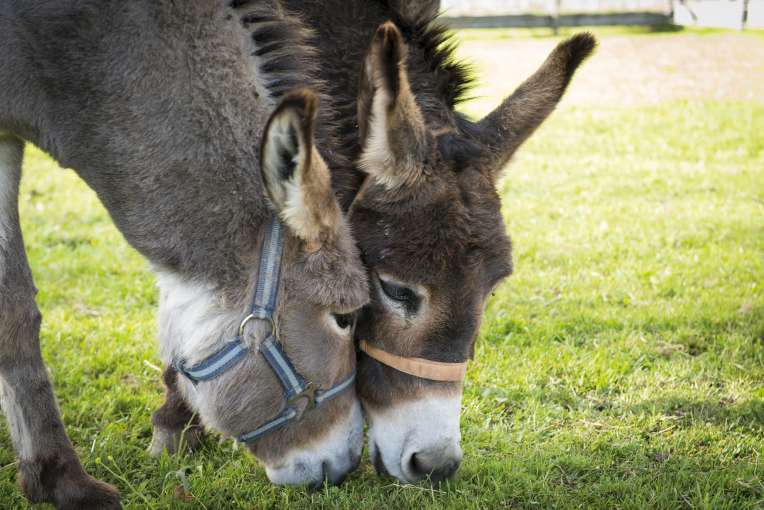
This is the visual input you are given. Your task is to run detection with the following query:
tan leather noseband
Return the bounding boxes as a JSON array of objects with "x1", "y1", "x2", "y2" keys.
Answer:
[{"x1": 358, "y1": 340, "x2": 467, "y2": 382}]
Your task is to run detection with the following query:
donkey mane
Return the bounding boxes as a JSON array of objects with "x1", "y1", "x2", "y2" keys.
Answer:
[
  {"x1": 383, "y1": 5, "x2": 475, "y2": 110},
  {"x1": 232, "y1": 0, "x2": 352, "y2": 182},
  {"x1": 235, "y1": 0, "x2": 323, "y2": 100}
]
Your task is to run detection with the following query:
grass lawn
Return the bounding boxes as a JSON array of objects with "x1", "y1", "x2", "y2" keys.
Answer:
[{"x1": 1, "y1": 27, "x2": 762, "y2": 509}]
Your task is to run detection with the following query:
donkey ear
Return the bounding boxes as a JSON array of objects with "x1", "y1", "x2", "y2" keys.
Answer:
[
  {"x1": 357, "y1": 22, "x2": 428, "y2": 190},
  {"x1": 261, "y1": 89, "x2": 342, "y2": 248},
  {"x1": 477, "y1": 33, "x2": 596, "y2": 179}
]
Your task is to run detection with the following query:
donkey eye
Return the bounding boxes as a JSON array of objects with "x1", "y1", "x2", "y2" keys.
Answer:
[
  {"x1": 332, "y1": 313, "x2": 354, "y2": 331},
  {"x1": 378, "y1": 277, "x2": 420, "y2": 312}
]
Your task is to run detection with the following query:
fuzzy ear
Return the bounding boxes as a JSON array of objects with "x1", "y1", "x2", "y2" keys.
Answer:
[
  {"x1": 261, "y1": 89, "x2": 342, "y2": 248},
  {"x1": 357, "y1": 22, "x2": 428, "y2": 190},
  {"x1": 477, "y1": 33, "x2": 596, "y2": 178}
]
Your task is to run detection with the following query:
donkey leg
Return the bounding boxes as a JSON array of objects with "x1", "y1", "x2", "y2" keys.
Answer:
[
  {"x1": 0, "y1": 135, "x2": 121, "y2": 510},
  {"x1": 149, "y1": 367, "x2": 205, "y2": 456}
]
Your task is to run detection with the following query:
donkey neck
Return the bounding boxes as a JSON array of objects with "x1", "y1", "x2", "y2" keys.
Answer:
[{"x1": 2, "y1": 1, "x2": 306, "y2": 291}]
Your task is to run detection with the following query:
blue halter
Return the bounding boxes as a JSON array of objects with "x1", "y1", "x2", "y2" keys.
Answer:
[{"x1": 172, "y1": 216, "x2": 356, "y2": 443}]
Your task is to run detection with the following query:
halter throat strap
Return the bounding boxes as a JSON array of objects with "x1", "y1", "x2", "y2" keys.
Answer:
[
  {"x1": 172, "y1": 216, "x2": 355, "y2": 443},
  {"x1": 358, "y1": 340, "x2": 467, "y2": 382}
]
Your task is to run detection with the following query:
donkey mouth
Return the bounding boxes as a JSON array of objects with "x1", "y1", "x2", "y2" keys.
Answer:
[
  {"x1": 307, "y1": 457, "x2": 358, "y2": 490},
  {"x1": 371, "y1": 442, "x2": 390, "y2": 477}
]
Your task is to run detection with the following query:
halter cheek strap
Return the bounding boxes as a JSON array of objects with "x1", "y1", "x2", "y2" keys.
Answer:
[
  {"x1": 358, "y1": 340, "x2": 468, "y2": 382},
  {"x1": 172, "y1": 216, "x2": 355, "y2": 443}
]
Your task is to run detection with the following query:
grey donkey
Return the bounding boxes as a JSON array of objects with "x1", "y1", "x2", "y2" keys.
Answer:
[{"x1": 0, "y1": 1, "x2": 369, "y2": 508}]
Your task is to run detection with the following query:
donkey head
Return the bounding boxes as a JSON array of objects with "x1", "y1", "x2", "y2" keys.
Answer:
[
  {"x1": 348, "y1": 23, "x2": 595, "y2": 483},
  {"x1": 168, "y1": 90, "x2": 369, "y2": 487}
]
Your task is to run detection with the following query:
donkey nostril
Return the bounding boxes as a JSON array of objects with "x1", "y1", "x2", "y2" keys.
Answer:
[
  {"x1": 409, "y1": 453, "x2": 425, "y2": 476},
  {"x1": 407, "y1": 452, "x2": 431, "y2": 480},
  {"x1": 428, "y1": 458, "x2": 460, "y2": 483},
  {"x1": 407, "y1": 451, "x2": 461, "y2": 483}
]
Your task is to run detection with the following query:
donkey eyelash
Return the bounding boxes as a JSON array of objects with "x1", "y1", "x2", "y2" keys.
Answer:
[
  {"x1": 380, "y1": 280, "x2": 413, "y2": 301},
  {"x1": 378, "y1": 277, "x2": 421, "y2": 313}
]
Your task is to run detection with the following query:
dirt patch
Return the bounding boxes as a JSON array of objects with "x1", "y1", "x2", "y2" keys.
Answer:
[{"x1": 456, "y1": 33, "x2": 764, "y2": 114}]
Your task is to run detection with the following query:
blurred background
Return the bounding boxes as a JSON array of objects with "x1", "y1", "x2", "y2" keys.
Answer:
[{"x1": 441, "y1": 0, "x2": 763, "y2": 30}]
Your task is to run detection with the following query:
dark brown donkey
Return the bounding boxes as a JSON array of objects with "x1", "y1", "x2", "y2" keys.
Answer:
[
  {"x1": 0, "y1": 1, "x2": 369, "y2": 508},
  {"x1": 278, "y1": 0, "x2": 596, "y2": 483}
]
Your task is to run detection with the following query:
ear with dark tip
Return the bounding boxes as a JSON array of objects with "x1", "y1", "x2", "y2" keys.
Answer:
[
  {"x1": 261, "y1": 88, "x2": 342, "y2": 247},
  {"x1": 477, "y1": 33, "x2": 596, "y2": 178},
  {"x1": 261, "y1": 89, "x2": 316, "y2": 209},
  {"x1": 357, "y1": 22, "x2": 428, "y2": 190}
]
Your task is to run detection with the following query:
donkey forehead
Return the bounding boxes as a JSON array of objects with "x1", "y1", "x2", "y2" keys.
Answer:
[
  {"x1": 356, "y1": 176, "x2": 511, "y2": 289},
  {"x1": 286, "y1": 236, "x2": 370, "y2": 312}
]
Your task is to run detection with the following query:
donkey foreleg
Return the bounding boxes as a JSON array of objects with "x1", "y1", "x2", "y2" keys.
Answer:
[
  {"x1": 149, "y1": 366, "x2": 205, "y2": 456},
  {"x1": 0, "y1": 135, "x2": 120, "y2": 510}
]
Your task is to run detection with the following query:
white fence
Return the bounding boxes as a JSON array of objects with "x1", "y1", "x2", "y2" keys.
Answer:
[
  {"x1": 674, "y1": 0, "x2": 763, "y2": 29},
  {"x1": 440, "y1": 0, "x2": 764, "y2": 28},
  {"x1": 442, "y1": 0, "x2": 668, "y2": 15}
]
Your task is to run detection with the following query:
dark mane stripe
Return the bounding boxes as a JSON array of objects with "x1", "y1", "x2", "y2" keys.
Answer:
[
  {"x1": 230, "y1": 0, "x2": 351, "y2": 181},
  {"x1": 232, "y1": 0, "x2": 322, "y2": 100},
  {"x1": 379, "y1": 1, "x2": 476, "y2": 108}
]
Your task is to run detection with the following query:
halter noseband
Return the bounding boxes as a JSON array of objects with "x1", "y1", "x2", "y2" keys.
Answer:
[
  {"x1": 358, "y1": 340, "x2": 468, "y2": 382},
  {"x1": 172, "y1": 216, "x2": 355, "y2": 443}
]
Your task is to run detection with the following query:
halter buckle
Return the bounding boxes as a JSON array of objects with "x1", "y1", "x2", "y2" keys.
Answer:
[{"x1": 287, "y1": 382, "x2": 318, "y2": 417}]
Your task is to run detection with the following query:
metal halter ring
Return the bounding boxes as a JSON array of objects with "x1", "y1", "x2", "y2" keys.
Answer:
[{"x1": 238, "y1": 314, "x2": 276, "y2": 338}]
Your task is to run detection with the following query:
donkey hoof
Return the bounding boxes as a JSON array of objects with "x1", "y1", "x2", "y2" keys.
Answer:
[
  {"x1": 54, "y1": 475, "x2": 121, "y2": 510},
  {"x1": 19, "y1": 457, "x2": 121, "y2": 510},
  {"x1": 149, "y1": 425, "x2": 205, "y2": 456}
]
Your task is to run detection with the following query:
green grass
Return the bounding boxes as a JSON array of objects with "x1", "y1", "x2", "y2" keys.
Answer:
[{"x1": 1, "y1": 31, "x2": 763, "y2": 509}]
